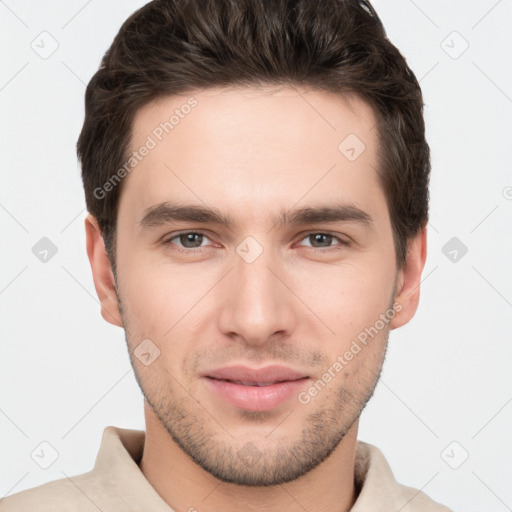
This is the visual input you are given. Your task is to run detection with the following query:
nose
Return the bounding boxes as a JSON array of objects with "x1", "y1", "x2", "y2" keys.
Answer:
[{"x1": 217, "y1": 242, "x2": 297, "y2": 347}]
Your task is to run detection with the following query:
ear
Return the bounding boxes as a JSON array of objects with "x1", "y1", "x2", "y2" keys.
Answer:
[
  {"x1": 390, "y1": 225, "x2": 428, "y2": 330},
  {"x1": 84, "y1": 214, "x2": 123, "y2": 328}
]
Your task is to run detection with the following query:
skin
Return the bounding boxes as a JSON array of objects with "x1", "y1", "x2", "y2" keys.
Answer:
[{"x1": 85, "y1": 86, "x2": 427, "y2": 512}]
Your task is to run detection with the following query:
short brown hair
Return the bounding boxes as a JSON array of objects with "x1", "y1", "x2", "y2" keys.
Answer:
[{"x1": 77, "y1": 0, "x2": 430, "y2": 275}]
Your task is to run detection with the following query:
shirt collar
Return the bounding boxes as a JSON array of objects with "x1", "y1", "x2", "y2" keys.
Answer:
[
  {"x1": 94, "y1": 426, "x2": 174, "y2": 511},
  {"x1": 93, "y1": 425, "x2": 424, "y2": 511}
]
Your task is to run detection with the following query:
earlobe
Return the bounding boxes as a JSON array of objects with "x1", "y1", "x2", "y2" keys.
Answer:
[
  {"x1": 390, "y1": 225, "x2": 428, "y2": 330},
  {"x1": 84, "y1": 214, "x2": 124, "y2": 328}
]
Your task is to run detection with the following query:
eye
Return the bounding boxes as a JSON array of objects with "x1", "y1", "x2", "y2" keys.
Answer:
[
  {"x1": 161, "y1": 231, "x2": 350, "y2": 255},
  {"x1": 162, "y1": 231, "x2": 214, "y2": 252},
  {"x1": 296, "y1": 232, "x2": 350, "y2": 252}
]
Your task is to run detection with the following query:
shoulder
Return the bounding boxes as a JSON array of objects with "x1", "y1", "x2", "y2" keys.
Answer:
[
  {"x1": 0, "y1": 471, "x2": 102, "y2": 512},
  {"x1": 394, "y1": 481, "x2": 454, "y2": 512},
  {"x1": 1, "y1": 425, "x2": 148, "y2": 512}
]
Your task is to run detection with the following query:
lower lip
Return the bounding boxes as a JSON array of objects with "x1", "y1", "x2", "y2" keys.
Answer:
[{"x1": 204, "y1": 377, "x2": 310, "y2": 412}]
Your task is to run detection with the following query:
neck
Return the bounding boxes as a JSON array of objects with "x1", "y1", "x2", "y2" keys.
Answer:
[{"x1": 139, "y1": 403, "x2": 359, "y2": 512}]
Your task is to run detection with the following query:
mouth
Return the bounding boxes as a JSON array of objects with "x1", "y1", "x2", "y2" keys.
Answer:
[
  {"x1": 202, "y1": 365, "x2": 310, "y2": 412},
  {"x1": 209, "y1": 378, "x2": 300, "y2": 387},
  {"x1": 205, "y1": 364, "x2": 308, "y2": 383}
]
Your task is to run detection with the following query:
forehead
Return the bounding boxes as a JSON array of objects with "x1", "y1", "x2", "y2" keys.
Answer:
[{"x1": 119, "y1": 86, "x2": 386, "y2": 229}]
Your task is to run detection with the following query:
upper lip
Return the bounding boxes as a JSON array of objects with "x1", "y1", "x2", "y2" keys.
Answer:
[{"x1": 204, "y1": 365, "x2": 308, "y2": 383}]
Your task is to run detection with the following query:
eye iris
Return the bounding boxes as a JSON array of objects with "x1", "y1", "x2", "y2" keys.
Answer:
[
  {"x1": 311, "y1": 234, "x2": 332, "y2": 247},
  {"x1": 180, "y1": 233, "x2": 203, "y2": 248}
]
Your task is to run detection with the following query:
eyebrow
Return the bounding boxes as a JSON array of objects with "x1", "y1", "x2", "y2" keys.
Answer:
[{"x1": 138, "y1": 201, "x2": 375, "y2": 231}]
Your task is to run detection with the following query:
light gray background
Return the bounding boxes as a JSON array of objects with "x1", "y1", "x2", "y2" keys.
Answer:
[{"x1": 1, "y1": 1, "x2": 511, "y2": 511}]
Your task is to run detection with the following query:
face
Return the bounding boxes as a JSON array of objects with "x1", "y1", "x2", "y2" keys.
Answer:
[{"x1": 87, "y1": 86, "x2": 424, "y2": 486}]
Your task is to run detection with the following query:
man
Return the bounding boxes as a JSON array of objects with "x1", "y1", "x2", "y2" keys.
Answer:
[{"x1": 2, "y1": 0, "x2": 453, "y2": 510}]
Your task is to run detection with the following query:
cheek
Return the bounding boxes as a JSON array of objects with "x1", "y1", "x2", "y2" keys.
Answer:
[
  {"x1": 289, "y1": 256, "x2": 396, "y2": 339},
  {"x1": 117, "y1": 255, "x2": 179, "y2": 336},
  {"x1": 118, "y1": 248, "x2": 221, "y2": 349}
]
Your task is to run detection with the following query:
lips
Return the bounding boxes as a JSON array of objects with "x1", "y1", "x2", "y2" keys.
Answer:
[
  {"x1": 221, "y1": 380, "x2": 282, "y2": 386},
  {"x1": 203, "y1": 365, "x2": 310, "y2": 411},
  {"x1": 205, "y1": 364, "x2": 307, "y2": 384}
]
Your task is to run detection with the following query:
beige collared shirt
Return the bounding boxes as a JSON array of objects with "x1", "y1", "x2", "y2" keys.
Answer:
[{"x1": 1, "y1": 426, "x2": 453, "y2": 511}]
